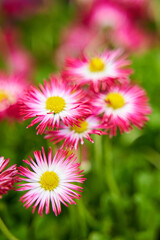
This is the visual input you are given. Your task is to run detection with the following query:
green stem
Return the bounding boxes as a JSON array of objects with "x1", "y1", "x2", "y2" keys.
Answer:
[
  {"x1": 0, "y1": 217, "x2": 18, "y2": 240},
  {"x1": 69, "y1": 205, "x2": 78, "y2": 240},
  {"x1": 78, "y1": 144, "x2": 82, "y2": 163},
  {"x1": 94, "y1": 135, "x2": 103, "y2": 179},
  {"x1": 105, "y1": 137, "x2": 120, "y2": 197},
  {"x1": 77, "y1": 199, "x2": 87, "y2": 238},
  {"x1": 104, "y1": 136, "x2": 126, "y2": 233}
]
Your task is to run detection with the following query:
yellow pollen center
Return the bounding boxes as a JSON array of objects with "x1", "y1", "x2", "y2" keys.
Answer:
[
  {"x1": 89, "y1": 57, "x2": 105, "y2": 72},
  {"x1": 0, "y1": 91, "x2": 8, "y2": 103},
  {"x1": 105, "y1": 92, "x2": 125, "y2": 109},
  {"x1": 71, "y1": 120, "x2": 88, "y2": 133},
  {"x1": 40, "y1": 171, "x2": 59, "y2": 191},
  {"x1": 46, "y1": 96, "x2": 66, "y2": 114}
]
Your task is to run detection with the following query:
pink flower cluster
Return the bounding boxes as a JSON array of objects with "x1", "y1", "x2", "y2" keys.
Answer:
[
  {"x1": 0, "y1": 0, "x2": 152, "y2": 219},
  {"x1": 18, "y1": 49, "x2": 151, "y2": 215},
  {"x1": 22, "y1": 49, "x2": 151, "y2": 141},
  {"x1": 0, "y1": 48, "x2": 151, "y2": 217}
]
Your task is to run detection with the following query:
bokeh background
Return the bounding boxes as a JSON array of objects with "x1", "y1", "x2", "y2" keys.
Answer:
[{"x1": 0, "y1": 0, "x2": 160, "y2": 239}]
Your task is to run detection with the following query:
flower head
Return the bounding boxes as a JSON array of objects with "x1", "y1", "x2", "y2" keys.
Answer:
[
  {"x1": 91, "y1": 83, "x2": 151, "y2": 136},
  {"x1": 0, "y1": 156, "x2": 18, "y2": 198},
  {"x1": 0, "y1": 73, "x2": 28, "y2": 120},
  {"x1": 17, "y1": 147, "x2": 86, "y2": 216},
  {"x1": 63, "y1": 49, "x2": 132, "y2": 91},
  {"x1": 21, "y1": 76, "x2": 91, "y2": 134},
  {"x1": 45, "y1": 116, "x2": 106, "y2": 150}
]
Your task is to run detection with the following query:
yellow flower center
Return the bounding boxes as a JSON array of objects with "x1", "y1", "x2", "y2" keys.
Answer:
[
  {"x1": 0, "y1": 91, "x2": 8, "y2": 103},
  {"x1": 40, "y1": 171, "x2": 59, "y2": 191},
  {"x1": 71, "y1": 120, "x2": 88, "y2": 133},
  {"x1": 46, "y1": 96, "x2": 66, "y2": 114},
  {"x1": 89, "y1": 57, "x2": 105, "y2": 72},
  {"x1": 105, "y1": 92, "x2": 125, "y2": 109}
]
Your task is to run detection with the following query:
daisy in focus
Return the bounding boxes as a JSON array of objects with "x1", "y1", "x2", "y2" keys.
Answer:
[
  {"x1": 17, "y1": 147, "x2": 86, "y2": 216},
  {"x1": 45, "y1": 116, "x2": 106, "y2": 150},
  {"x1": 63, "y1": 49, "x2": 132, "y2": 91},
  {"x1": 91, "y1": 83, "x2": 151, "y2": 136},
  {"x1": 0, "y1": 73, "x2": 27, "y2": 120},
  {"x1": 0, "y1": 156, "x2": 18, "y2": 198},
  {"x1": 21, "y1": 76, "x2": 91, "y2": 134}
]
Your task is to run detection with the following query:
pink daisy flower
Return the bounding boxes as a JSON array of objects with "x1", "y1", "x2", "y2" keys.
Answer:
[
  {"x1": 63, "y1": 49, "x2": 132, "y2": 91},
  {"x1": 0, "y1": 73, "x2": 28, "y2": 120},
  {"x1": 21, "y1": 77, "x2": 91, "y2": 134},
  {"x1": 17, "y1": 147, "x2": 86, "y2": 216},
  {"x1": 91, "y1": 83, "x2": 151, "y2": 136},
  {"x1": 0, "y1": 156, "x2": 18, "y2": 198},
  {"x1": 45, "y1": 116, "x2": 106, "y2": 150}
]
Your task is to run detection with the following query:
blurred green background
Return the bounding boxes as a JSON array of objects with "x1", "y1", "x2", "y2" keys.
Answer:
[{"x1": 0, "y1": 0, "x2": 160, "y2": 239}]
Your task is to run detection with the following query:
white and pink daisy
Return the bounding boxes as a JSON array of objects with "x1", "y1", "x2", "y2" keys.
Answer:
[
  {"x1": 45, "y1": 116, "x2": 106, "y2": 150},
  {"x1": 0, "y1": 73, "x2": 28, "y2": 120},
  {"x1": 17, "y1": 147, "x2": 86, "y2": 216},
  {"x1": 63, "y1": 49, "x2": 132, "y2": 91},
  {"x1": 21, "y1": 76, "x2": 91, "y2": 134},
  {"x1": 0, "y1": 156, "x2": 18, "y2": 198},
  {"x1": 91, "y1": 83, "x2": 151, "y2": 136}
]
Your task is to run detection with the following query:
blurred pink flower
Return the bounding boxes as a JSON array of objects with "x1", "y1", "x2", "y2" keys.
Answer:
[
  {"x1": 111, "y1": 22, "x2": 150, "y2": 51},
  {"x1": 54, "y1": 24, "x2": 104, "y2": 66},
  {"x1": 0, "y1": 73, "x2": 29, "y2": 121},
  {"x1": 111, "y1": 0, "x2": 153, "y2": 20},
  {"x1": 1, "y1": 0, "x2": 50, "y2": 18},
  {"x1": 2, "y1": 28, "x2": 34, "y2": 77},
  {"x1": 83, "y1": 1, "x2": 152, "y2": 51},
  {"x1": 89, "y1": 2, "x2": 128, "y2": 30}
]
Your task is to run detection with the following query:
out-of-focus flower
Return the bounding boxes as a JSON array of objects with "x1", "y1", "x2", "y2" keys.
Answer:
[
  {"x1": 55, "y1": 24, "x2": 104, "y2": 67},
  {"x1": 63, "y1": 49, "x2": 132, "y2": 91},
  {"x1": 17, "y1": 147, "x2": 86, "y2": 216},
  {"x1": 0, "y1": 156, "x2": 18, "y2": 198},
  {"x1": 111, "y1": 22, "x2": 150, "y2": 51},
  {"x1": 111, "y1": 0, "x2": 153, "y2": 20},
  {"x1": 84, "y1": 1, "x2": 151, "y2": 51},
  {"x1": 88, "y1": 2, "x2": 128, "y2": 30},
  {"x1": 0, "y1": 73, "x2": 28, "y2": 120},
  {"x1": 6, "y1": 47, "x2": 34, "y2": 77},
  {"x1": 1, "y1": 0, "x2": 50, "y2": 19},
  {"x1": 91, "y1": 83, "x2": 151, "y2": 136},
  {"x1": 21, "y1": 76, "x2": 91, "y2": 134},
  {"x1": 1, "y1": 28, "x2": 34, "y2": 77},
  {"x1": 45, "y1": 116, "x2": 106, "y2": 150}
]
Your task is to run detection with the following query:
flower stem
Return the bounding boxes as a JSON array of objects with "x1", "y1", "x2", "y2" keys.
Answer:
[
  {"x1": 104, "y1": 136, "x2": 126, "y2": 233},
  {"x1": 94, "y1": 135, "x2": 103, "y2": 179},
  {"x1": 105, "y1": 137, "x2": 120, "y2": 197},
  {"x1": 0, "y1": 217, "x2": 18, "y2": 240},
  {"x1": 78, "y1": 144, "x2": 82, "y2": 163}
]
